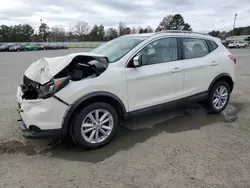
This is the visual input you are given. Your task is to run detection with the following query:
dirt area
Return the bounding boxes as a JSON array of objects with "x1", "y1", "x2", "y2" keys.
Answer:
[{"x1": 0, "y1": 49, "x2": 250, "y2": 188}]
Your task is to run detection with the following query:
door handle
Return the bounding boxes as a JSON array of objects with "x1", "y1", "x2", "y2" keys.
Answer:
[
  {"x1": 210, "y1": 61, "x2": 218, "y2": 66},
  {"x1": 172, "y1": 67, "x2": 182, "y2": 73}
]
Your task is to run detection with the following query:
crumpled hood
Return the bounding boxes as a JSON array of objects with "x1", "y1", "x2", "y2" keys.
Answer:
[{"x1": 24, "y1": 52, "x2": 108, "y2": 85}]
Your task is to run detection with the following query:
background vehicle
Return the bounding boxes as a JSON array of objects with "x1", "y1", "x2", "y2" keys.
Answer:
[
  {"x1": 17, "y1": 31, "x2": 235, "y2": 149},
  {"x1": 57, "y1": 44, "x2": 68, "y2": 49},
  {"x1": 0, "y1": 44, "x2": 15, "y2": 51},
  {"x1": 9, "y1": 44, "x2": 27, "y2": 52},
  {"x1": 222, "y1": 41, "x2": 230, "y2": 48},
  {"x1": 228, "y1": 41, "x2": 248, "y2": 48},
  {"x1": 23, "y1": 43, "x2": 41, "y2": 51},
  {"x1": 39, "y1": 44, "x2": 52, "y2": 50},
  {"x1": 50, "y1": 44, "x2": 68, "y2": 50}
]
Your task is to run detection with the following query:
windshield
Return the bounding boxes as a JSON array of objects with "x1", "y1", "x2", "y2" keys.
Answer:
[{"x1": 92, "y1": 36, "x2": 148, "y2": 63}]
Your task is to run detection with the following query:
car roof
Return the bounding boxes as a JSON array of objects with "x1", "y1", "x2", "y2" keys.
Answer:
[{"x1": 121, "y1": 31, "x2": 220, "y2": 42}]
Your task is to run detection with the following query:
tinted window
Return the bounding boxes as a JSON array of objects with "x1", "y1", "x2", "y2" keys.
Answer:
[
  {"x1": 137, "y1": 38, "x2": 178, "y2": 66},
  {"x1": 207, "y1": 40, "x2": 218, "y2": 51},
  {"x1": 182, "y1": 38, "x2": 209, "y2": 59}
]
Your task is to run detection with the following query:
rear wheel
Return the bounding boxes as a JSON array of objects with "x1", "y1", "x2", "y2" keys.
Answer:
[
  {"x1": 71, "y1": 102, "x2": 119, "y2": 149},
  {"x1": 207, "y1": 81, "x2": 230, "y2": 114}
]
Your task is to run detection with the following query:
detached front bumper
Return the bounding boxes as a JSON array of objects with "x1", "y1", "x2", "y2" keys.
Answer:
[{"x1": 16, "y1": 86, "x2": 68, "y2": 139}]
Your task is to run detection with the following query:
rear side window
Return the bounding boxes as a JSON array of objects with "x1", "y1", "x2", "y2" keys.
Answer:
[
  {"x1": 207, "y1": 40, "x2": 218, "y2": 51},
  {"x1": 182, "y1": 38, "x2": 209, "y2": 59}
]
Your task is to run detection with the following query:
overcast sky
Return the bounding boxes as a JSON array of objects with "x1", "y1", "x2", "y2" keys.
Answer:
[{"x1": 0, "y1": 0, "x2": 249, "y2": 32}]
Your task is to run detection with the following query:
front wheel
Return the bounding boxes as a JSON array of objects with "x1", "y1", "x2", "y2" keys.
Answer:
[
  {"x1": 207, "y1": 81, "x2": 230, "y2": 114},
  {"x1": 71, "y1": 102, "x2": 119, "y2": 149}
]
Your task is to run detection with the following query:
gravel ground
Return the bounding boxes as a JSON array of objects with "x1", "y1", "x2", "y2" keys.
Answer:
[{"x1": 0, "y1": 48, "x2": 250, "y2": 188}]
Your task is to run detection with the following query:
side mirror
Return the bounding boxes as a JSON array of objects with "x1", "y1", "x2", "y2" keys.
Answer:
[{"x1": 132, "y1": 55, "x2": 142, "y2": 67}]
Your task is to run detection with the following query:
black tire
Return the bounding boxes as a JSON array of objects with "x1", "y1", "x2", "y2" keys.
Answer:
[
  {"x1": 71, "y1": 102, "x2": 119, "y2": 149},
  {"x1": 207, "y1": 81, "x2": 230, "y2": 114}
]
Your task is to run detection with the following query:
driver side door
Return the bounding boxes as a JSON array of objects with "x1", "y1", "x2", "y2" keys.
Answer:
[{"x1": 125, "y1": 37, "x2": 184, "y2": 112}]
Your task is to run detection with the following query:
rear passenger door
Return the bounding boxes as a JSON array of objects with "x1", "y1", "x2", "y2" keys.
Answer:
[{"x1": 181, "y1": 37, "x2": 219, "y2": 97}]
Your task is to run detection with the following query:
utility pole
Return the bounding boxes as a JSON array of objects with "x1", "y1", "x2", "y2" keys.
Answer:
[{"x1": 232, "y1": 13, "x2": 237, "y2": 40}]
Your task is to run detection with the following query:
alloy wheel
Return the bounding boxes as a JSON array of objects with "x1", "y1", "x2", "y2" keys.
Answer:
[
  {"x1": 81, "y1": 109, "x2": 114, "y2": 144},
  {"x1": 212, "y1": 86, "x2": 228, "y2": 110}
]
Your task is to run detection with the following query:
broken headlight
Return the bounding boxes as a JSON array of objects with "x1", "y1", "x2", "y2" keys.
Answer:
[{"x1": 38, "y1": 77, "x2": 70, "y2": 99}]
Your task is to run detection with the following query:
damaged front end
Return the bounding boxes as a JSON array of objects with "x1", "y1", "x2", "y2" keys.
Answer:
[
  {"x1": 21, "y1": 53, "x2": 109, "y2": 100},
  {"x1": 21, "y1": 75, "x2": 70, "y2": 99}
]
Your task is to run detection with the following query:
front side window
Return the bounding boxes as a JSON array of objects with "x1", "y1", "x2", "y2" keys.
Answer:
[
  {"x1": 92, "y1": 36, "x2": 147, "y2": 63},
  {"x1": 136, "y1": 38, "x2": 178, "y2": 66},
  {"x1": 182, "y1": 38, "x2": 209, "y2": 59}
]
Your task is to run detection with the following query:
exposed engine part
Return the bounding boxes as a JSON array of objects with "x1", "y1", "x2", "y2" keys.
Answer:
[{"x1": 22, "y1": 56, "x2": 108, "y2": 100}]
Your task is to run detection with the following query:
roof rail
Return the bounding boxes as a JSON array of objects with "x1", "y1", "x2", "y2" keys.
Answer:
[{"x1": 155, "y1": 30, "x2": 209, "y2": 36}]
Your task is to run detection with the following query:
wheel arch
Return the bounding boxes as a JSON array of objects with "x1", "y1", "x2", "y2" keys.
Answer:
[
  {"x1": 208, "y1": 73, "x2": 234, "y2": 93},
  {"x1": 61, "y1": 91, "x2": 127, "y2": 137}
]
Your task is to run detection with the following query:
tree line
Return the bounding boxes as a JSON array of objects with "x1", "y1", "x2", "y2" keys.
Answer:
[
  {"x1": 208, "y1": 26, "x2": 250, "y2": 41},
  {"x1": 0, "y1": 13, "x2": 249, "y2": 42}
]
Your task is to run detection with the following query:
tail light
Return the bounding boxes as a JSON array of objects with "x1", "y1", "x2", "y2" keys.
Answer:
[{"x1": 229, "y1": 55, "x2": 236, "y2": 64}]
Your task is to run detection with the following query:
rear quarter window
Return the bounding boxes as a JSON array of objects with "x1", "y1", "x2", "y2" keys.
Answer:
[
  {"x1": 182, "y1": 38, "x2": 209, "y2": 59},
  {"x1": 207, "y1": 40, "x2": 218, "y2": 51}
]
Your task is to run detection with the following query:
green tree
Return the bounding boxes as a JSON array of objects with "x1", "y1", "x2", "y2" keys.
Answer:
[
  {"x1": 71, "y1": 21, "x2": 89, "y2": 41},
  {"x1": 105, "y1": 28, "x2": 118, "y2": 40},
  {"x1": 208, "y1": 30, "x2": 220, "y2": 37},
  {"x1": 183, "y1": 23, "x2": 192, "y2": 31},
  {"x1": 89, "y1": 24, "x2": 99, "y2": 41},
  {"x1": 227, "y1": 26, "x2": 250, "y2": 36},
  {"x1": 156, "y1": 14, "x2": 192, "y2": 32},
  {"x1": 118, "y1": 22, "x2": 126, "y2": 36},
  {"x1": 21, "y1": 24, "x2": 34, "y2": 41},
  {"x1": 50, "y1": 26, "x2": 66, "y2": 42},
  {"x1": 146, "y1": 26, "x2": 153, "y2": 33},
  {"x1": 39, "y1": 23, "x2": 50, "y2": 42},
  {"x1": 155, "y1": 15, "x2": 173, "y2": 31},
  {"x1": 98, "y1": 25, "x2": 105, "y2": 41},
  {"x1": 139, "y1": 28, "x2": 144, "y2": 33},
  {"x1": 0, "y1": 24, "x2": 34, "y2": 42},
  {"x1": 0, "y1": 25, "x2": 11, "y2": 42},
  {"x1": 241, "y1": 28, "x2": 250, "y2": 35},
  {"x1": 171, "y1": 14, "x2": 192, "y2": 31}
]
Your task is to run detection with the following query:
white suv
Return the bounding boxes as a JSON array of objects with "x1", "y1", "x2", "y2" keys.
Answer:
[
  {"x1": 228, "y1": 41, "x2": 248, "y2": 48},
  {"x1": 17, "y1": 31, "x2": 236, "y2": 149}
]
